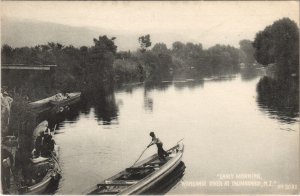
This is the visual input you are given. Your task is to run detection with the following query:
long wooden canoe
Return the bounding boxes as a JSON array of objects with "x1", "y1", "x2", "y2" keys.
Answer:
[
  {"x1": 19, "y1": 145, "x2": 61, "y2": 195},
  {"x1": 85, "y1": 142, "x2": 184, "y2": 195},
  {"x1": 22, "y1": 168, "x2": 58, "y2": 195},
  {"x1": 49, "y1": 92, "x2": 81, "y2": 106},
  {"x1": 28, "y1": 92, "x2": 81, "y2": 113}
]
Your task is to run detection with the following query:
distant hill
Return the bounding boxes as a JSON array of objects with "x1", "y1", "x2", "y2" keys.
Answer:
[
  {"x1": 1, "y1": 18, "x2": 197, "y2": 51},
  {"x1": 1, "y1": 18, "x2": 142, "y2": 51}
]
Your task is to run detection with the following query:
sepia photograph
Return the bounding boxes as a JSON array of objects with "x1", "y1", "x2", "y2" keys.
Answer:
[{"x1": 1, "y1": 1, "x2": 299, "y2": 195}]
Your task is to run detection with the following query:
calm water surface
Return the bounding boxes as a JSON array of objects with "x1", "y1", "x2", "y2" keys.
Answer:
[{"x1": 51, "y1": 73, "x2": 299, "y2": 194}]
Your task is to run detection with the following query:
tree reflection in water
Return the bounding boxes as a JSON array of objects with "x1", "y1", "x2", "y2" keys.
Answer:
[
  {"x1": 82, "y1": 89, "x2": 119, "y2": 125},
  {"x1": 256, "y1": 76, "x2": 299, "y2": 123},
  {"x1": 241, "y1": 66, "x2": 261, "y2": 81},
  {"x1": 46, "y1": 88, "x2": 120, "y2": 128},
  {"x1": 144, "y1": 81, "x2": 172, "y2": 92},
  {"x1": 173, "y1": 80, "x2": 204, "y2": 90}
]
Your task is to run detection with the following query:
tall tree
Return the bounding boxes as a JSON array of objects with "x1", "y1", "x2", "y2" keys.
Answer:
[
  {"x1": 87, "y1": 35, "x2": 117, "y2": 89},
  {"x1": 239, "y1": 39, "x2": 255, "y2": 65},
  {"x1": 253, "y1": 18, "x2": 299, "y2": 78},
  {"x1": 152, "y1": 43, "x2": 169, "y2": 54},
  {"x1": 138, "y1": 34, "x2": 152, "y2": 53}
]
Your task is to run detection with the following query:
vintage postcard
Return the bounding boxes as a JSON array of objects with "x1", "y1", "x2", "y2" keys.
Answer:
[{"x1": 1, "y1": 1, "x2": 299, "y2": 195}]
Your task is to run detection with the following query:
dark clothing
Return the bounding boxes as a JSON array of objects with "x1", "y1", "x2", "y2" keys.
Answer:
[
  {"x1": 156, "y1": 143, "x2": 168, "y2": 160},
  {"x1": 35, "y1": 135, "x2": 43, "y2": 157},
  {"x1": 149, "y1": 135, "x2": 168, "y2": 161},
  {"x1": 41, "y1": 135, "x2": 55, "y2": 157},
  {"x1": 48, "y1": 139, "x2": 55, "y2": 152}
]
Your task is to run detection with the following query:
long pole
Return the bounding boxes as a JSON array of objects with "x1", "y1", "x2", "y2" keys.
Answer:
[
  {"x1": 131, "y1": 138, "x2": 184, "y2": 167},
  {"x1": 176, "y1": 138, "x2": 184, "y2": 144},
  {"x1": 131, "y1": 142, "x2": 151, "y2": 167}
]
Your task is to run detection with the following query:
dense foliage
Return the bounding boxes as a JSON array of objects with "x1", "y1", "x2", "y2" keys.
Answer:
[
  {"x1": 2, "y1": 36, "x2": 117, "y2": 100},
  {"x1": 253, "y1": 18, "x2": 299, "y2": 79},
  {"x1": 239, "y1": 39, "x2": 255, "y2": 65},
  {"x1": 2, "y1": 32, "x2": 250, "y2": 101},
  {"x1": 138, "y1": 34, "x2": 152, "y2": 53},
  {"x1": 114, "y1": 41, "x2": 241, "y2": 82}
]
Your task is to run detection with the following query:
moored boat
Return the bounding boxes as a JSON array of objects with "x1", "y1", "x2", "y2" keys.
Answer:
[
  {"x1": 18, "y1": 145, "x2": 61, "y2": 195},
  {"x1": 17, "y1": 120, "x2": 61, "y2": 194},
  {"x1": 28, "y1": 92, "x2": 81, "y2": 113},
  {"x1": 49, "y1": 92, "x2": 81, "y2": 106},
  {"x1": 28, "y1": 96, "x2": 55, "y2": 109},
  {"x1": 85, "y1": 142, "x2": 184, "y2": 195}
]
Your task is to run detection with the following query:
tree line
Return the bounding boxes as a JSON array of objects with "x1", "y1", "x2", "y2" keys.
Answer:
[
  {"x1": 2, "y1": 36, "x2": 117, "y2": 100},
  {"x1": 2, "y1": 17, "x2": 298, "y2": 102},
  {"x1": 114, "y1": 37, "x2": 246, "y2": 83},
  {"x1": 2, "y1": 34, "x2": 251, "y2": 100}
]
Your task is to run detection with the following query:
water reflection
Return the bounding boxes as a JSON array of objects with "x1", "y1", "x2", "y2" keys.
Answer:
[
  {"x1": 115, "y1": 82, "x2": 144, "y2": 94},
  {"x1": 45, "y1": 75, "x2": 298, "y2": 195},
  {"x1": 44, "y1": 178, "x2": 61, "y2": 195},
  {"x1": 211, "y1": 74, "x2": 237, "y2": 82},
  {"x1": 39, "y1": 89, "x2": 120, "y2": 128},
  {"x1": 256, "y1": 76, "x2": 299, "y2": 123},
  {"x1": 173, "y1": 80, "x2": 204, "y2": 90},
  {"x1": 143, "y1": 161, "x2": 186, "y2": 195},
  {"x1": 240, "y1": 67, "x2": 261, "y2": 81},
  {"x1": 51, "y1": 103, "x2": 81, "y2": 123},
  {"x1": 143, "y1": 90, "x2": 153, "y2": 112},
  {"x1": 144, "y1": 82, "x2": 172, "y2": 92},
  {"x1": 93, "y1": 93, "x2": 118, "y2": 125}
]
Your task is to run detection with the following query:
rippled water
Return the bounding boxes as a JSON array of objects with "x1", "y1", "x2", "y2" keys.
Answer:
[{"x1": 49, "y1": 73, "x2": 299, "y2": 194}]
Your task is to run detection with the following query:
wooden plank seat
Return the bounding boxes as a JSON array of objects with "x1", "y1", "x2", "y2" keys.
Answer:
[{"x1": 142, "y1": 161, "x2": 165, "y2": 167}]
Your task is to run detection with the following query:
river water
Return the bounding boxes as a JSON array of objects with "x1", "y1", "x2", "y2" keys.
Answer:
[{"x1": 49, "y1": 71, "x2": 299, "y2": 194}]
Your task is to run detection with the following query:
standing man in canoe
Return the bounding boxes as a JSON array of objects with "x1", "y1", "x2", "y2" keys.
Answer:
[{"x1": 147, "y1": 132, "x2": 169, "y2": 161}]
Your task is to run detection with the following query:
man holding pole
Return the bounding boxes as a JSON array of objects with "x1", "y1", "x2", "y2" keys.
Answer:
[{"x1": 147, "y1": 132, "x2": 169, "y2": 161}]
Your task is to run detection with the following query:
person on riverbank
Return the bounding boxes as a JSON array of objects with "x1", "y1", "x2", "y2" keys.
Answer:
[{"x1": 147, "y1": 132, "x2": 169, "y2": 161}]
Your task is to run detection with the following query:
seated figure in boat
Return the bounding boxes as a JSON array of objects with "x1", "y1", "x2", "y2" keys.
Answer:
[
  {"x1": 147, "y1": 132, "x2": 169, "y2": 161},
  {"x1": 34, "y1": 129, "x2": 55, "y2": 158},
  {"x1": 34, "y1": 132, "x2": 44, "y2": 158},
  {"x1": 41, "y1": 133, "x2": 55, "y2": 157}
]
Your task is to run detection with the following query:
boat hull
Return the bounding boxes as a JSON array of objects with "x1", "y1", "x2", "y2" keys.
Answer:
[
  {"x1": 28, "y1": 92, "x2": 81, "y2": 113},
  {"x1": 49, "y1": 92, "x2": 81, "y2": 106},
  {"x1": 20, "y1": 145, "x2": 61, "y2": 195},
  {"x1": 120, "y1": 144, "x2": 184, "y2": 195},
  {"x1": 85, "y1": 143, "x2": 184, "y2": 195},
  {"x1": 24, "y1": 175, "x2": 53, "y2": 195}
]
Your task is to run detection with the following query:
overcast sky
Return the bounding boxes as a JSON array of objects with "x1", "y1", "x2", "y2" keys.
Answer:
[{"x1": 1, "y1": 1, "x2": 299, "y2": 48}]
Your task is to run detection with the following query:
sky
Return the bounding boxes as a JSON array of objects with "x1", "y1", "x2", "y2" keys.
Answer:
[{"x1": 1, "y1": 1, "x2": 299, "y2": 49}]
